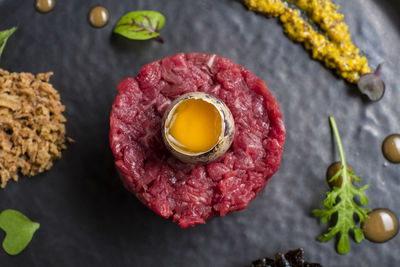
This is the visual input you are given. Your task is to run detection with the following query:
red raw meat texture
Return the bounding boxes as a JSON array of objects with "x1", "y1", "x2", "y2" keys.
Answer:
[{"x1": 109, "y1": 53, "x2": 285, "y2": 228}]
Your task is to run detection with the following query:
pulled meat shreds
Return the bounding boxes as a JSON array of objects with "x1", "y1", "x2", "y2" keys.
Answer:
[{"x1": 0, "y1": 69, "x2": 68, "y2": 188}]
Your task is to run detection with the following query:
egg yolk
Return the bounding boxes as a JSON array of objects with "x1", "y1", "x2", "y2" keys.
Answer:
[{"x1": 167, "y1": 99, "x2": 222, "y2": 153}]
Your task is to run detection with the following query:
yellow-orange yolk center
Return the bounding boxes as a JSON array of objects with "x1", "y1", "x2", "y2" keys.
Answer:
[{"x1": 167, "y1": 99, "x2": 222, "y2": 153}]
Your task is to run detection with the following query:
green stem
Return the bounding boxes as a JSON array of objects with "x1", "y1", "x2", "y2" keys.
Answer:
[{"x1": 329, "y1": 116, "x2": 349, "y2": 185}]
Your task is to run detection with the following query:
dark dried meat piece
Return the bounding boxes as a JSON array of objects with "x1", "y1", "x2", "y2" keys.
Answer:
[
  {"x1": 283, "y1": 248, "x2": 305, "y2": 265},
  {"x1": 249, "y1": 248, "x2": 322, "y2": 267}
]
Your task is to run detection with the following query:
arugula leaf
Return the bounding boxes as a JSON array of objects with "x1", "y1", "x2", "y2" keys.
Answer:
[
  {"x1": 0, "y1": 209, "x2": 40, "y2": 255},
  {"x1": 114, "y1": 11, "x2": 166, "y2": 42},
  {"x1": 0, "y1": 26, "x2": 17, "y2": 60},
  {"x1": 312, "y1": 116, "x2": 371, "y2": 254}
]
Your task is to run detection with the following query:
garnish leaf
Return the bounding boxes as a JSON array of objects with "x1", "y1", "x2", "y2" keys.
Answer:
[
  {"x1": 0, "y1": 26, "x2": 17, "y2": 60},
  {"x1": 0, "y1": 209, "x2": 40, "y2": 255},
  {"x1": 337, "y1": 234, "x2": 350, "y2": 254},
  {"x1": 312, "y1": 116, "x2": 371, "y2": 254},
  {"x1": 353, "y1": 227, "x2": 365, "y2": 243},
  {"x1": 114, "y1": 11, "x2": 166, "y2": 42}
]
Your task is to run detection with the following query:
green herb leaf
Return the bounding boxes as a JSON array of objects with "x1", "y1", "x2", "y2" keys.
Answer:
[
  {"x1": 0, "y1": 209, "x2": 40, "y2": 255},
  {"x1": 312, "y1": 116, "x2": 371, "y2": 254},
  {"x1": 114, "y1": 11, "x2": 165, "y2": 42},
  {"x1": 353, "y1": 227, "x2": 365, "y2": 243},
  {"x1": 0, "y1": 27, "x2": 17, "y2": 60}
]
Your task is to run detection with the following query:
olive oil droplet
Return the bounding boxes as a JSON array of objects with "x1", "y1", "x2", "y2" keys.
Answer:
[
  {"x1": 88, "y1": 6, "x2": 110, "y2": 28},
  {"x1": 382, "y1": 134, "x2": 400, "y2": 163},
  {"x1": 363, "y1": 208, "x2": 398, "y2": 243},
  {"x1": 35, "y1": 0, "x2": 55, "y2": 13},
  {"x1": 326, "y1": 162, "x2": 353, "y2": 188}
]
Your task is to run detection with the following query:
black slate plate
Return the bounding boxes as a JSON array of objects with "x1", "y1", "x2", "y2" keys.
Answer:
[{"x1": 1, "y1": 0, "x2": 399, "y2": 266}]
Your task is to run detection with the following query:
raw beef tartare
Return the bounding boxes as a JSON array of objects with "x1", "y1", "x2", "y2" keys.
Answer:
[{"x1": 109, "y1": 53, "x2": 285, "y2": 227}]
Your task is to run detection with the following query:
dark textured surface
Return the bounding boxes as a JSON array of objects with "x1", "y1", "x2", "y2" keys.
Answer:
[{"x1": 0, "y1": 0, "x2": 399, "y2": 266}]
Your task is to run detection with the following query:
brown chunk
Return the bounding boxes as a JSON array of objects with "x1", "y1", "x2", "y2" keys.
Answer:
[{"x1": 0, "y1": 68, "x2": 69, "y2": 188}]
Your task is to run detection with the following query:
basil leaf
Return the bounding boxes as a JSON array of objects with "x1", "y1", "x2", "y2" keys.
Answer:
[
  {"x1": 0, "y1": 209, "x2": 40, "y2": 255},
  {"x1": 0, "y1": 26, "x2": 17, "y2": 60},
  {"x1": 114, "y1": 11, "x2": 165, "y2": 42}
]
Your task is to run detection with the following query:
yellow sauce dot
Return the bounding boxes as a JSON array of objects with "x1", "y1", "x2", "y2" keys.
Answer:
[{"x1": 167, "y1": 99, "x2": 222, "y2": 153}]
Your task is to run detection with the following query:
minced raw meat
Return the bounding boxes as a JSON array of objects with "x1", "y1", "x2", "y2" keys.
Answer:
[{"x1": 109, "y1": 53, "x2": 285, "y2": 228}]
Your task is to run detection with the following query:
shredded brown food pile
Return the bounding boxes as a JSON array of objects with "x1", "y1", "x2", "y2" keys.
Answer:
[{"x1": 0, "y1": 69, "x2": 69, "y2": 188}]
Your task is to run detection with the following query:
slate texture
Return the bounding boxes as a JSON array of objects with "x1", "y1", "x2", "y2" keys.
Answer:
[{"x1": 0, "y1": 0, "x2": 399, "y2": 266}]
